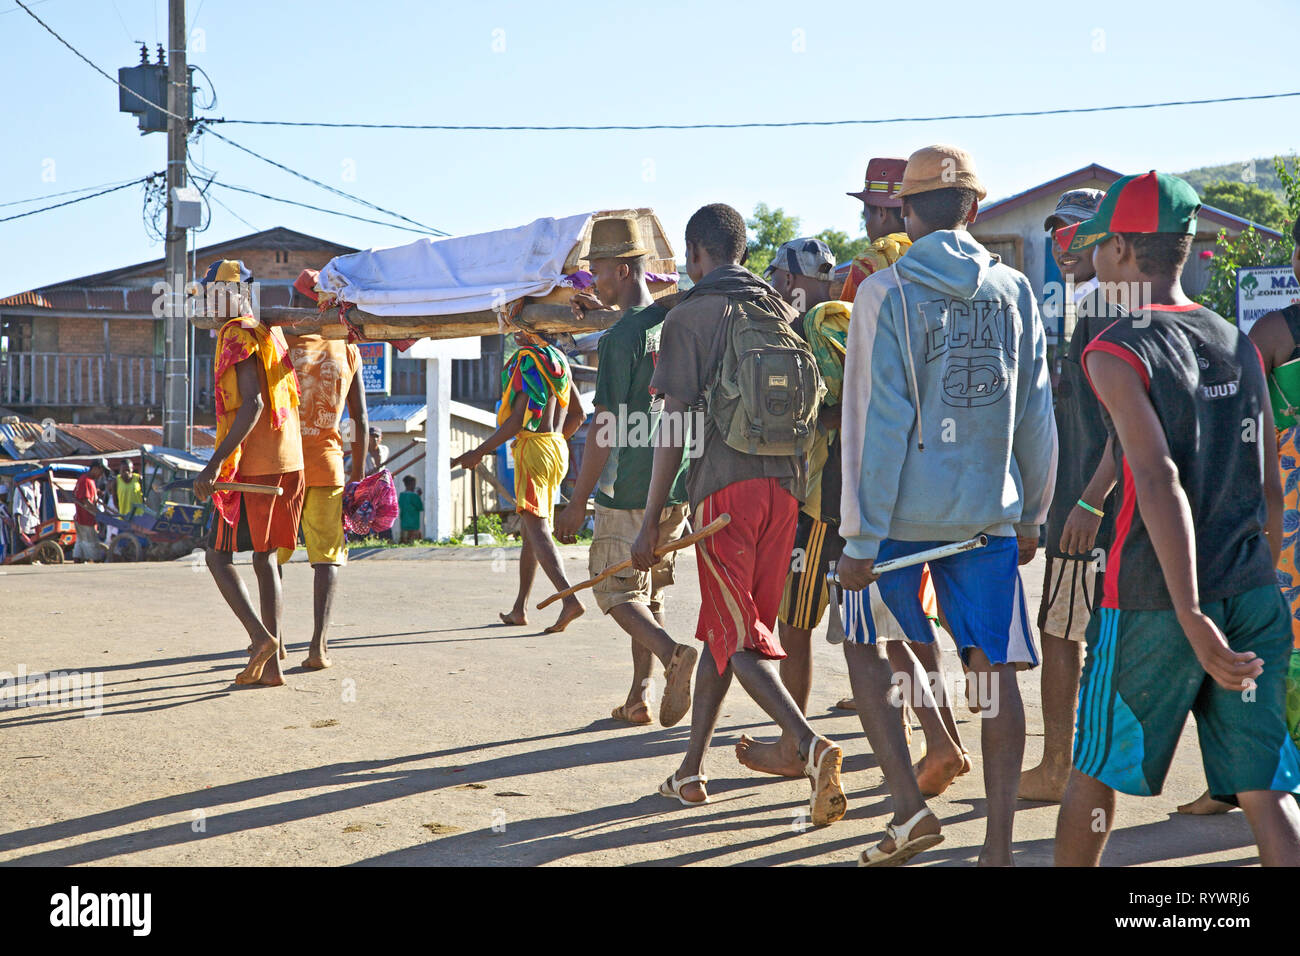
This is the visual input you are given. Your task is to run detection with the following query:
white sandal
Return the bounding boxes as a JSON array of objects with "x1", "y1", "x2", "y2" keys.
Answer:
[
  {"x1": 804, "y1": 737, "x2": 847, "y2": 826},
  {"x1": 659, "y1": 772, "x2": 709, "y2": 806},
  {"x1": 858, "y1": 807, "x2": 943, "y2": 867}
]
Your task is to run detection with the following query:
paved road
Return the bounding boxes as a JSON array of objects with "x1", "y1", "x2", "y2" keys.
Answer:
[{"x1": 0, "y1": 548, "x2": 1261, "y2": 866}]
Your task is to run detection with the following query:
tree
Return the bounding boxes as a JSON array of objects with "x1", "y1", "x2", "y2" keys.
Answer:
[
  {"x1": 743, "y1": 204, "x2": 871, "y2": 278},
  {"x1": 745, "y1": 203, "x2": 800, "y2": 277},
  {"x1": 1197, "y1": 156, "x2": 1300, "y2": 322},
  {"x1": 816, "y1": 228, "x2": 870, "y2": 267},
  {"x1": 1201, "y1": 180, "x2": 1287, "y2": 232}
]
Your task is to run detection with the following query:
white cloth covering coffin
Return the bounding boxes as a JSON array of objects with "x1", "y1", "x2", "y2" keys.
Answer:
[{"x1": 316, "y1": 212, "x2": 595, "y2": 317}]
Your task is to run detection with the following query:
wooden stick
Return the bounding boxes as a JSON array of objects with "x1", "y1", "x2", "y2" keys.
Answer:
[
  {"x1": 214, "y1": 481, "x2": 283, "y2": 496},
  {"x1": 190, "y1": 303, "x2": 625, "y2": 339},
  {"x1": 537, "y1": 513, "x2": 730, "y2": 610}
]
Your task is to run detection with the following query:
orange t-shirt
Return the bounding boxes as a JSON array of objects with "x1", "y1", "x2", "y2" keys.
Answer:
[{"x1": 284, "y1": 334, "x2": 362, "y2": 487}]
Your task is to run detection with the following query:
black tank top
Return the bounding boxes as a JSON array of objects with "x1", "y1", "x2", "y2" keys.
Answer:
[
  {"x1": 1282, "y1": 303, "x2": 1300, "y2": 363},
  {"x1": 1083, "y1": 304, "x2": 1276, "y2": 610}
]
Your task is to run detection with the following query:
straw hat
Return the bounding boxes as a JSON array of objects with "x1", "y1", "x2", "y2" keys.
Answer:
[{"x1": 586, "y1": 216, "x2": 650, "y2": 261}]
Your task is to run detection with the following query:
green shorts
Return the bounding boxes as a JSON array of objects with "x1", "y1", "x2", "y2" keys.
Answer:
[{"x1": 1074, "y1": 585, "x2": 1300, "y2": 801}]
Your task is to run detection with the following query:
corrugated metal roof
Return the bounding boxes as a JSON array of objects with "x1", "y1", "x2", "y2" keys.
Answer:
[
  {"x1": 0, "y1": 420, "x2": 91, "y2": 461},
  {"x1": 0, "y1": 291, "x2": 51, "y2": 308},
  {"x1": 56, "y1": 423, "x2": 215, "y2": 452},
  {"x1": 357, "y1": 402, "x2": 426, "y2": 426}
]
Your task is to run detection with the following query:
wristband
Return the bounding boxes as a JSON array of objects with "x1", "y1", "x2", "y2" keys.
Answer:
[{"x1": 1076, "y1": 498, "x2": 1104, "y2": 518}]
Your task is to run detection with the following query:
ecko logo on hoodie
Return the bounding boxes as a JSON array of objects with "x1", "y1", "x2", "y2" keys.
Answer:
[{"x1": 919, "y1": 298, "x2": 1013, "y2": 408}]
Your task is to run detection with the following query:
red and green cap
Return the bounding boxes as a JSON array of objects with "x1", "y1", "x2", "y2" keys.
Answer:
[{"x1": 1055, "y1": 171, "x2": 1200, "y2": 253}]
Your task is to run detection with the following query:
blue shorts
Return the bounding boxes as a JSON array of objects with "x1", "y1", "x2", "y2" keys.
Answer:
[
  {"x1": 841, "y1": 581, "x2": 918, "y2": 645},
  {"x1": 865, "y1": 535, "x2": 1038, "y2": 668}
]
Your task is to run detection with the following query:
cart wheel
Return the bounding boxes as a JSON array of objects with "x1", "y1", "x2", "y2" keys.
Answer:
[
  {"x1": 109, "y1": 535, "x2": 143, "y2": 563},
  {"x1": 34, "y1": 540, "x2": 64, "y2": 565}
]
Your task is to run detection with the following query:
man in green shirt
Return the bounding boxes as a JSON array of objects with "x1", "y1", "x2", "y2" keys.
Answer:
[
  {"x1": 397, "y1": 475, "x2": 423, "y2": 542},
  {"x1": 555, "y1": 215, "x2": 697, "y2": 728}
]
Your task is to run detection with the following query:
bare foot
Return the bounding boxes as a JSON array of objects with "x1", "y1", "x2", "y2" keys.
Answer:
[
  {"x1": 736, "y1": 734, "x2": 803, "y2": 776},
  {"x1": 302, "y1": 653, "x2": 333, "y2": 670},
  {"x1": 834, "y1": 696, "x2": 857, "y2": 710},
  {"x1": 236, "y1": 636, "x2": 278, "y2": 685},
  {"x1": 543, "y1": 598, "x2": 584, "y2": 633},
  {"x1": 735, "y1": 734, "x2": 804, "y2": 777},
  {"x1": 1018, "y1": 761, "x2": 1069, "y2": 802},
  {"x1": 498, "y1": 610, "x2": 527, "y2": 626},
  {"x1": 915, "y1": 749, "x2": 965, "y2": 797},
  {"x1": 1177, "y1": 790, "x2": 1235, "y2": 815}
]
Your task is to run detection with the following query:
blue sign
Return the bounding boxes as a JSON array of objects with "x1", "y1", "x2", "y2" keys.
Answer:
[{"x1": 357, "y1": 342, "x2": 392, "y2": 395}]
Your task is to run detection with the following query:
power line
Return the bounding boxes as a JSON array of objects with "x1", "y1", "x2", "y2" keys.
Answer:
[
  {"x1": 0, "y1": 177, "x2": 149, "y2": 208},
  {"x1": 0, "y1": 0, "x2": 54, "y2": 16},
  {"x1": 195, "y1": 123, "x2": 449, "y2": 235},
  {"x1": 13, "y1": 0, "x2": 187, "y2": 122},
  {"x1": 0, "y1": 176, "x2": 155, "y2": 224},
  {"x1": 208, "y1": 180, "x2": 445, "y2": 235},
  {"x1": 206, "y1": 191, "x2": 260, "y2": 235},
  {"x1": 204, "y1": 89, "x2": 1300, "y2": 132}
]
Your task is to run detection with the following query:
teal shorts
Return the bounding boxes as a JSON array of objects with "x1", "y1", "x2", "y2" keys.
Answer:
[{"x1": 1074, "y1": 585, "x2": 1300, "y2": 801}]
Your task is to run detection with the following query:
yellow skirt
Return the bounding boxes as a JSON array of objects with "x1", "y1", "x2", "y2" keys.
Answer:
[{"x1": 513, "y1": 431, "x2": 568, "y2": 519}]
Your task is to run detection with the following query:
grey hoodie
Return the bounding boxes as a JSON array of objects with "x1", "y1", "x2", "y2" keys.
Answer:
[{"x1": 839, "y1": 229, "x2": 1057, "y2": 561}]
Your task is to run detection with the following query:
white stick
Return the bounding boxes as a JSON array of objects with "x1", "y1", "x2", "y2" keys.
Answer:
[{"x1": 826, "y1": 534, "x2": 988, "y2": 588}]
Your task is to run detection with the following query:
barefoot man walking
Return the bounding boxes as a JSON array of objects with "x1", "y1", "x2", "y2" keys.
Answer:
[
  {"x1": 193, "y1": 259, "x2": 305, "y2": 687},
  {"x1": 453, "y1": 330, "x2": 586, "y2": 632},
  {"x1": 277, "y1": 326, "x2": 367, "y2": 670},
  {"x1": 554, "y1": 215, "x2": 698, "y2": 726}
]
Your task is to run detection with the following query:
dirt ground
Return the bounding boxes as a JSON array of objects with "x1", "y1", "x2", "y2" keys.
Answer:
[{"x1": 0, "y1": 546, "x2": 1265, "y2": 867}]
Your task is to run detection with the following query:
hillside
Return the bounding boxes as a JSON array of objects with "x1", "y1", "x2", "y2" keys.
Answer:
[{"x1": 1178, "y1": 157, "x2": 1293, "y2": 199}]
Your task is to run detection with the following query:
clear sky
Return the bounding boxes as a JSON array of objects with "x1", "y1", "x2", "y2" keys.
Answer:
[{"x1": 2, "y1": 0, "x2": 1297, "y2": 295}]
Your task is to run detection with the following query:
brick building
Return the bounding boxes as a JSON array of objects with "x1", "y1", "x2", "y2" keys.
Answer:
[{"x1": 0, "y1": 227, "x2": 356, "y2": 425}]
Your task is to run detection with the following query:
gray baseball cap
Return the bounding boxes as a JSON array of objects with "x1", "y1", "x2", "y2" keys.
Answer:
[
  {"x1": 763, "y1": 237, "x2": 837, "y2": 280},
  {"x1": 1045, "y1": 188, "x2": 1106, "y2": 232}
]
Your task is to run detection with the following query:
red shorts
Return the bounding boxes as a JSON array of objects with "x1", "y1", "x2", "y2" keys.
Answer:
[
  {"x1": 208, "y1": 470, "x2": 305, "y2": 553},
  {"x1": 694, "y1": 477, "x2": 799, "y2": 674}
]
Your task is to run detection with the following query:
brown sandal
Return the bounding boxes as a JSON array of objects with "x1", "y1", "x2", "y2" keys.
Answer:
[{"x1": 611, "y1": 700, "x2": 652, "y2": 725}]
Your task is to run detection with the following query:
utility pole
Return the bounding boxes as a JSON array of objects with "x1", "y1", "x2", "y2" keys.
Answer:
[{"x1": 162, "y1": 0, "x2": 189, "y2": 449}]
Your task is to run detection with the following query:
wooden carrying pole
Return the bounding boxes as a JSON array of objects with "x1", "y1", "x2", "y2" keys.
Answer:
[
  {"x1": 189, "y1": 303, "x2": 626, "y2": 342},
  {"x1": 536, "y1": 514, "x2": 730, "y2": 610},
  {"x1": 214, "y1": 482, "x2": 283, "y2": 496}
]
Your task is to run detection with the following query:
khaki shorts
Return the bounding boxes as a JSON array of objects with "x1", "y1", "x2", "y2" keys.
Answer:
[
  {"x1": 1038, "y1": 555, "x2": 1099, "y2": 642},
  {"x1": 590, "y1": 502, "x2": 689, "y2": 614},
  {"x1": 277, "y1": 485, "x2": 345, "y2": 566}
]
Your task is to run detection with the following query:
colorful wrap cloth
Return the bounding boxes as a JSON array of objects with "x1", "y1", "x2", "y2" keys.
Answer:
[
  {"x1": 1274, "y1": 425, "x2": 1300, "y2": 652},
  {"x1": 212, "y1": 317, "x2": 301, "y2": 532},
  {"x1": 342, "y1": 469, "x2": 399, "y2": 534},
  {"x1": 803, "y1": 300, "x2": 851, "y2": 406},
  {"x1": 840, "y1": 232, "x2": 913, "y2": 304},
  {"x1": 498, "y1": 342, "x2": 572, "y2": 432}
]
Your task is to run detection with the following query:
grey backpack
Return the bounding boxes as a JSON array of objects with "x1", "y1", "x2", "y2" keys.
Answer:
[{"x1": 703, "y1": 296, "x2": 825, "y2": 456}]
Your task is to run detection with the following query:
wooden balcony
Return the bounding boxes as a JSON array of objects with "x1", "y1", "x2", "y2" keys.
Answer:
[{"x1": 0, "y1": 351, "x2": 214, "y2": 409}]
